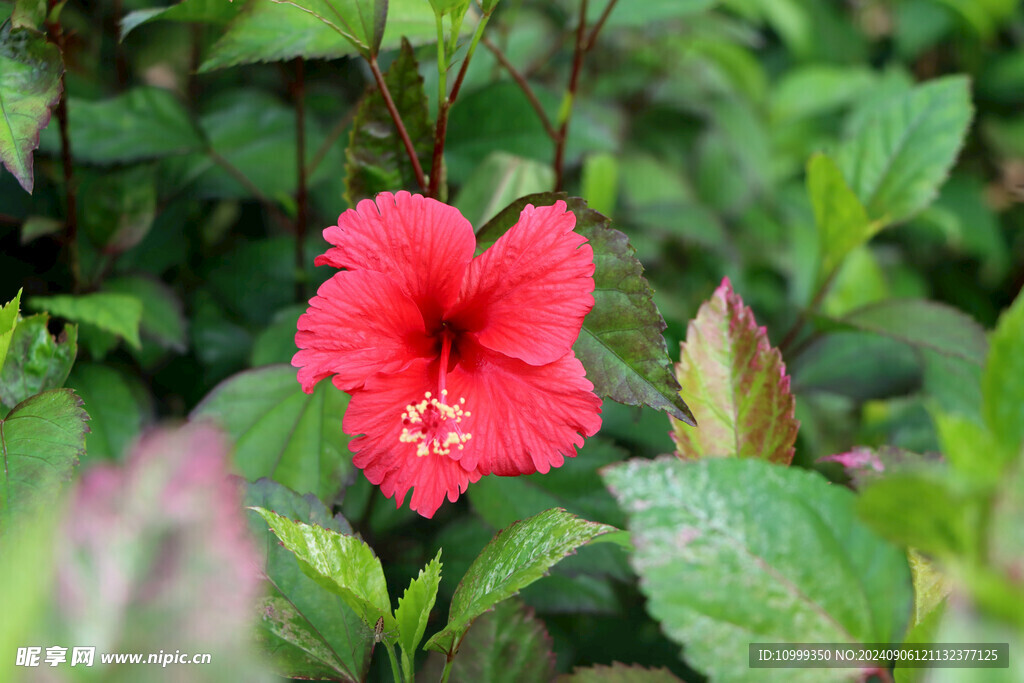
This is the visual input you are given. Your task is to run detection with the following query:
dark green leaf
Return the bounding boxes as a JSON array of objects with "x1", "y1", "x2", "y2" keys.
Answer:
[
  {"x1": 121, "y1": 0, "x2": 242, "y2": 39},
  {"x1": 251, "y1": 305, "x2": 304, "y2": 366},
  {"x1": 245, "y1": 479, "x2": 371, "y2": 682},
  {"x1": 558, "y1": 662, "x2": 686, "y2": 682},
  {"x1": 425, "y1": 508, "x2": 614, "y2": 655},
  {"x1": 345, "y1": 37, "x2": 431, "y2": 203},
  {"x1": 78, "y1": 165, "x2": 157, "y2": 253},
  {"x1": 0, "y1": 312, "x2": 77, "y2": 412},
  {"x1": 192, "y1": 365, "x2": 352, "y2": 502},
  {"x1": 66, "y1": 363, "x2": 148, "y2": 461},
  {"x1": 604, "y1": 457, "x2": 912, "y2": 681},
  {"x1": 29, "y1": 292, "x2": 142, "y2": 349},
  {"x1": 0, "y1": 23, "x2": 63, "y2": 193},
  {"x1": 19, "y1": 215, "x2": 62, "y2": 244},
  {"x1": 837, "y1": 75, "x2": 973, "y2": 224},
  {"x1": 982, "y1": 290, "x2": 1024, "y2": 456},
  {"x1": 583, "y1": 0, "x2": 715, "y2": 26},
  {"x1": 38, "y1": 87, "x2": 203, "y2": 164},
  {"x1": 0, "y1": 291, "x2": 21, "y2": 378},
  {"x1": 0, "y1": 389, "x2": 88, "y2": 530},
  {"x1": 478, "y1": 193, "x2": 694, "y2": 424},
  {"x1": 200, "y1": 0, "x2": 438, "y2": 71},
  {"x1": 251, "y1": 507, "x2": 396, "y2": 634},
  {"x1": 672, "y1": 278, "x2": 797, "y2": 462},
  {"x1": 103, "y1": 276, "x2": 187, "y2": 352},
  {"x1": 424, "y1": 600, "x2": 555, "y2": 683},
  {"x1": 791, "y1": 332, "x2": 921, "y2": 401},
  {"x1": 394, "y1": 549, "x2": 441, "y2": 671}
]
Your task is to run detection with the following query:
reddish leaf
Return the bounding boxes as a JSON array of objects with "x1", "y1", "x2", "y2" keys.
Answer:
[{"x1": 671, "y1": 278, "x2": 798, "y2": 464}]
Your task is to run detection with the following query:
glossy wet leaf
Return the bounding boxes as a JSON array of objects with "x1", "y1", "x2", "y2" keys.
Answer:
[
  {"x1": 604, "y1": 457, "x2": 912, "y2": 682},
  {"x1": 425, "y1": 508, "x2": 614, "y2": 655},
  {"x1": 478, "y1": 193, "x2": 694, "y2": 424},
  {"x1": 192, "y1": 364, "x2": 352, "y2": 501},
  {"x1": 671, "y1": 278, "x2": 798, "y2": 463},
  {"x1": 0, "y1": 23, "x2": 63, "y2": 193},
  {"x1": 394, "y1": 549, "x2": 441, "y2": 670}
]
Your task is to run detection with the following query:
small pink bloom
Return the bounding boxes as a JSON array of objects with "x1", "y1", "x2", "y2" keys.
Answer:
[{"x1": 294, "y1": 192, "x2": 602, "y2": 517}]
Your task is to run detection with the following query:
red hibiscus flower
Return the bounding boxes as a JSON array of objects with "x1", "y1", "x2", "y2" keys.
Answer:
[{"x1": 293, "y1": 191, "x2": 602, "y2": 517}]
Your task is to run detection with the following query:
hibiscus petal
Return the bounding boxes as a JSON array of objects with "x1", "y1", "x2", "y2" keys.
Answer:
[
  {"x1": 316, "y1": 191, "x2": 475, "y2": 323},
  {"x1": 344, "y1": 359, "x2": 482, "y2": 518},
  {"x1": 451, "y1": 201, "x2": 595, "y2": 366},
  {"x1": 292, "y1": 270, "x2": 432, "y2": 393},
  {"x1": 446, "y1": 343, "x2": 602, "y2": 476}
]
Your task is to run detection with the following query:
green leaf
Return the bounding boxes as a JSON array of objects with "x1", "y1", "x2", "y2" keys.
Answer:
[
  {"x1": 192, "y1": 365, "x2": 352, "y2": 501},
  {"x1": 103, "y1": 276, "x2": 187, "y2": 352},
  {"x1": 200, "y1": 0, "x2": 438, "y2": 71},
  {"x1": 806, "y1": 153, "x2": 880, "y2": 283},
  {"x1": 12, "y1": 0, "x2": 47, "y2": 29},
  {"x1": 558, "y1": 662, "x2": 686, "y2": 682},
  {"x1": 425, "y1": 508, "x2": 614, "y2": 655},
  {"x1": 603, "y1": 457, "x2": 912, "y2": 682},
  {"x1": 671, "y1": 277, "x2": 798, "y2": 463},
  {"x1": 38, "y1": 87, "x2": 203, "y2": 164},
  {"x1": 345, "y1": 37, "x2": 431, "y2": 204},
  {"x1": 582, "y1": 0, "x2": 716, "y2": 26},
  {"x1": 791, "y1": 332, "x2": 921, "y2": 401},
  {"x1": 770, "y1": 65, "x2": 876, "y2": 122},
  {"x1": 907, "y1": 549, "x2": 952, "y2": 627},
  {"x1": 251, "y1": 508, "x2": 395, "y2": 633},
  {"x1": 0, "y1": 389, "x2": 88, "y2": 530},
  {"x1": 66, "y1": 363, "x2": 147, "y2": 461},
  {"x1": 477, "y1": 193, "x2": 694, "y2": 424},
  {"x1": 78, "y1": 165, "x2": 158, "y2": 253},
  {"x1": 245, "y1": 479, "x2": 371, "y2": 682},
  {"x1": 827, "y1": 298, "x2": 988, "y2": 367},
  {"x1": 982, "y1": 291, "x2": 1024, "y2": 457},
  {"x1": 120, "y1": 0, "x2": 242, "y2": 39},
  {"x1": 857, "y1": 469, "x2": 983, "y2": 559},
  {"x1": 454, "y1": 152, "x2": 555, "y2": 230},
  {"x1": 837, "y1": 75, "x2": 973, "y2": 225},
  {"x1": 0, "y1": 23, "x2": 63, "y2": 193},
  {"x1": 0, "y1": 290, "x2": 21, "y2": 377},
  {"x1": 423, "y1": 600, "x2": 555, "y2": 682},
  {"x1": 580, "y1": 152, "x2": 619, "y2": 218},
  {"x1": 394, "y1": 549, "x2": 441, "y2": 670},
  {"x1": 29, "y1": 292, "x2": 142, "y2": 349},
  {"x1": 19, "y1": 214, "x2": 62, "y2": 243},
  {"x1": 0, "y1": 312, "x2": 77, "y2": 412},
  {"x1": 251, "y1": 305, "x2": 304, "y2": 366}
]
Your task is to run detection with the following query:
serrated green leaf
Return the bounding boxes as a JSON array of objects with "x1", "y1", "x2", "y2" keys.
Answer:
[
  {"x1": 251, "y1": 508, "x2": 395, "y2": 634},
  {"x1": 245, "y1": 479, "x2": 371, "y2": 682},
  {"x1": 66, "y1": 363, "x2": 147, "y2": 461},
  {"x1": 200, "y1": 0, "x2": 439, "y2": 71},
  {"x1": 0, "y1": 389, "x2": 88, "y2": 530},
  {"x1": 394, "y1": 549, "x2": 441, "y2": 668},
  {"x1": 0, "y1": 23, "x2": 63, "y2": 193},
  {"x1": 30, "y1": 292, "x2": 142, "y2": 349},
  {"x1": 603, "y1": 457, "x2": 912, "y2": 682},
  {"x1": 671, "y1": 277, "x2": 798, "y2": 463},
  {"x1": 423, "y1": 600, "x2": 555, "y2": 682},
  {"x1": 827, "y1": 298, "x2": 988, "y2": 366},
  {"x1": 38, "y1": 87, "x2": 203, "y2": 164},
  {"x1": 0, "y1": 290, "x2": 21, "y2": 377},
  {"x1": 192, "y1": 364, "x2": 352, "y2": 501},
  {"x1": 345, "y1": 37, "x2": 431, "y2": 203},
  {"x1": 425, "y1": 508, "x2": 614, "y2": 655},
  {"x1": 477, "y1": 193, "x2": 694, "y2": 424},
  {"x1": 104, "y1": 276, "x2": 187, "y2": 352},
  {"x1": 0, "y1": 312, "x2": 77, "y2": 412},
  {"x1": 982, "y1": 291, "x2": 1024, "y2": 457},
  {"x1": 806, "y1": 153, "x2": 880, "y2": 283},
  {"x1": 558, "y1": 662, "x2": 685, "y2": 682},
  {"x1": 120, "y1": 0, "x2": 242, "y2": 39},
  {"x1": 837, "y1": 75, "x2": 973, "y2": 225},
  {"x1": 454, "y1": 152, "x2": 555, "y2": 229}
]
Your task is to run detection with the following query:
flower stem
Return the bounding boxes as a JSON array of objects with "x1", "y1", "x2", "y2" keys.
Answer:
[
  {"x1": 368, "y1": 55, "x2": 429, "y2": 194},
  {"x1": 383, "y1": 641, "x2": 403, "y2": 683},
  {"x1": 439, "y1": 654, "x2": 455, "y2": 683},
  {"x1": 46, "y1": 1, "x2": 79, "y2": 293}
]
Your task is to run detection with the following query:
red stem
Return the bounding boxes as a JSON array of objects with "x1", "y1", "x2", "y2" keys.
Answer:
[
  {"x1": 482, "y1": 35, "x2": 558, "y2": 140},
  {"x1": 46, "y1": 3, "x2": 79, "y2": 293},
  {"x1": 554, "y1": 0, "x2": 590, "y2": 192},
  {"x1": 428, "y1": 27, "x2": 483, "y2": 199},
  {"x1": 368, "y1": 55, "x2": 428, "y2": 194}
]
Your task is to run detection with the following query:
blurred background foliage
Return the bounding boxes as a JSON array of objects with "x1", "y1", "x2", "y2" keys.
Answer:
[{"x1": 2, "y1": 0, "x2": 1023, "y2": 678}]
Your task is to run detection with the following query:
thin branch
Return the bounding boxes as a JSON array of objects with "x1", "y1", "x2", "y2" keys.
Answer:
[
  {"x1": 554, "y1": 0, "x2": 589, "y2": 191},
  {"x1": 292, "y1": 57, "x2": 309, "y2": 303},
  {"x1": 46, "y1": 4, "x2": 80, "y2": 293},
  {"x1": 208, "y1": 149, "x2": 292, "y2": 229},
  {"x1": 585, "y1": 0, "x2": 619, "y2": 50},
  {"x1": 482, "y1": 35, "x2": 558, "y2": 140},
  {"x1": 306, "y1": 107, "x2": 355, "y2": 177},
  {"x1": 367, "y1": 55, "x2": 428, "y2": 194},
  {"x1": 778, "y1": 272, "x2": 836, "y2": 356}
]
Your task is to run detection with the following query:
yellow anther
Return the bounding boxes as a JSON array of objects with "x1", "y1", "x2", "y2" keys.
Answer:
[{"x1": 399, "y1": 390, "x2": 472, "y2": 457}]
